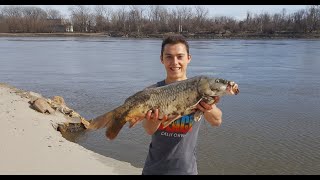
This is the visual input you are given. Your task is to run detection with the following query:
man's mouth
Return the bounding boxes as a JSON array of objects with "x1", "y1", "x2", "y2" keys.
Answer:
[{"x1": 170, "y1": 67, "x2": 181, "y2": 71}]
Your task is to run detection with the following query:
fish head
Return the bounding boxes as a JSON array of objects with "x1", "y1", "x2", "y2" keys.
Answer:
[{"x1": 208, "y1": 78, "x2": 240, "y2": 96}]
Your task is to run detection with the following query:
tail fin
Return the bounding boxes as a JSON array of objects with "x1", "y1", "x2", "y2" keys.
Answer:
[
  {"x1": 88, "y1": 106, "x2": 127, "y2": 140},
  {"x1": 105, "y1": 118, "x2": 126, "y2": 140},
  {"x1": 88, "y1": 111, "x2": 114, "y2": 130}
]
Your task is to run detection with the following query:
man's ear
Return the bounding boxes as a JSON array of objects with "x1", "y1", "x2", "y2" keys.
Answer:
[
  {"x1": 160, "y1": 55, "x2": 164, "y2": 64},
  {"x1": 188, "y1": 54, "x2": 192, "y2": 63}
]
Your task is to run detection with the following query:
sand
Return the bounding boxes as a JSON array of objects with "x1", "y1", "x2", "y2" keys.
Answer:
[{"x1": 0, "y1": 83, "x2": 142, "y2": 175}]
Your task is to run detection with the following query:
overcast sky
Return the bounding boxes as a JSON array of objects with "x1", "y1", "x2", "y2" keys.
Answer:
[{"x1": 1, "y1": 5, "x2": 309, "y2": 20}]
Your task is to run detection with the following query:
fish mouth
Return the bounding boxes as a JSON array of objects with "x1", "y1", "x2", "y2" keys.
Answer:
[{"x1": 226, "y1": 82, "x2": 239, "y2": 95}]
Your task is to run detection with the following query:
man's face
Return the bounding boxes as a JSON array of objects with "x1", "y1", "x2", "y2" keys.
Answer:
[{"x1": 161, "y1": 43, "x2": 191, "y2": 81}]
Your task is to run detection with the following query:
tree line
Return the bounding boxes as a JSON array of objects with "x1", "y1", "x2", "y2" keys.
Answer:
[{"x1": 0, "y1": 5, "x2": 319, "y2": 38}]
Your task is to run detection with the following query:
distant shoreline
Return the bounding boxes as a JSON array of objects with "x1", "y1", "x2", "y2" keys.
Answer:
[{"x1": 0, "y1": 32, "x2": 320, "y2": 39}]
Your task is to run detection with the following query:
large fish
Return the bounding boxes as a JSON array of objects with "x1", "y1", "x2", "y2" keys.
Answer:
[{"x1": 88, "y1": 75, "x2": 239, "y2": 140}]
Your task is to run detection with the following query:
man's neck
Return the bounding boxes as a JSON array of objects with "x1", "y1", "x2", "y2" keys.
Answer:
[{"x1": 165, "y1": 76, "x2": 187, "y2": 84}]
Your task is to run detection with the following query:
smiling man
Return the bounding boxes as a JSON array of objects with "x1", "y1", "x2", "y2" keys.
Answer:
[
  {"x1": 141, "y1": 34, "x2": 223, "y2": 175},
  {"x1": 160, "y1": 36, "x2": 191, "y2": 84}
]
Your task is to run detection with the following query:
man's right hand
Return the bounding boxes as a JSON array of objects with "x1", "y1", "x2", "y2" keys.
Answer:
[
  {"x1": 145, "y1": 109, "x2": 169, "y2": 124},
  {"x1": 143, "y1": 109, "x2": 170, "y2": 135}
]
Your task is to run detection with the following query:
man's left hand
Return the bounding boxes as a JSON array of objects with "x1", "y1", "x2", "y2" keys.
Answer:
[{"x1": 196, "y1": 96, "x2": 220, "y2": 113}]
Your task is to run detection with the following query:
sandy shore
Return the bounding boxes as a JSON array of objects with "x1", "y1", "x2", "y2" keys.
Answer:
[{"x1": 0, "y1": 83, "x2": 142, "y2": 175}]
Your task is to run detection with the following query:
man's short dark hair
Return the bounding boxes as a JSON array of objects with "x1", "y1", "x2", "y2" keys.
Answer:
[{"x1": 161, "y1": 34, "x2": 190, "y2": 56}]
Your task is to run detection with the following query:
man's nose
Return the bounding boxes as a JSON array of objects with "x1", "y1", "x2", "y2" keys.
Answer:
[{"x1": 172, "y1": 56, "x2": 179, "y2": 64}]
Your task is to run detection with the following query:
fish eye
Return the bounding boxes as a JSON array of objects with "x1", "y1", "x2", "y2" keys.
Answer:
[{"x1": 215, "y1": 79, "x2": 220, "y2": 83}]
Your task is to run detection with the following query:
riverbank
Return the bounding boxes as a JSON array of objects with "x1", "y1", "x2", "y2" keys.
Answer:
[
  {"x1": 0, "y1": 83, "x2": 142, "y2": 175},
  {"x1": 0, "y1": 32, "x2": 319, "y2": 39},
  {"x1": 0, "y1": 33, "x2": 110, "y2": 37}
]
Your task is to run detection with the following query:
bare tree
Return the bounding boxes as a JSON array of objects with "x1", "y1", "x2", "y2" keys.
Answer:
[
  {"x1": 21, "y1": 6, "x2": 48, "y2": 33},
  {"x1": 192, "y1": 6, "x2": 209, "y2": 32},
  {"x1": 45, "y1": 8, "x2": 62, "y2": 19},
  {"x1": 243, "y1": 11, "x2": 253, "y2": 32},
  {"x1": 0, "y1": 7, "x2": 9, "y2": 32},
  {"x1": 167, "y1": 6, "x2": 194, "y2": 33},
  {"x1": 147, "y1": 5, "x2": 169, "y2": 33},
  {"x1": 69, "y1": 5, "x2": 92, "y2": 32},
  {"x1": 176, "y1": 6, "x2": 193, "y2": 33},
  {"x1": 93, "y1": 5, "x2": 113, "y2": 32},
  {"x1": 259, "y1": 12, "x2": 273, "y2": 33},
  {"x1": 292, "y1": 9, "x2": 307, "y2": 32},
  {"x1": 272, "y1": 13, "x2": 282, "y2": 32},
  {"x1": 306, "y1": 5, "x2": 320, "y2": 32},
  {"x1": 110, "y1": 6, "x2": 129, "y2": 33},
  {"x1": 2, "y1": 6, "x2": 24, "y2": 32},
  {"x1": 127, "y1": 5, "x2": 146, "y2": 34}
]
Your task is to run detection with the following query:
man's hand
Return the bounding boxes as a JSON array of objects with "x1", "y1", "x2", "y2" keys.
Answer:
[
  {"x1": 145, "y1": 109, "x2": 169, "y2": 124},
  {"x1": 196, "y1": 96, "x2": 220, "y2": 112},
  {"x1": 143, "y1": 109, "x2": 169, "y2": 135},
  {"x1": 196, "y1": 96, "x2": 222, "y2": 127}
]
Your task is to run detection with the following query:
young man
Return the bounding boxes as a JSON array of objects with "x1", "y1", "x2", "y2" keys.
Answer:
[{"x1": 141, "y1": 35, "x2": 223, "y2": 175}]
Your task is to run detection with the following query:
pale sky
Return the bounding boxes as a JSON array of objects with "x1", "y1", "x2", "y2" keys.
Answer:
[{"x1": 1, "y1": 5, "x2": 308, "y2": 20}]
